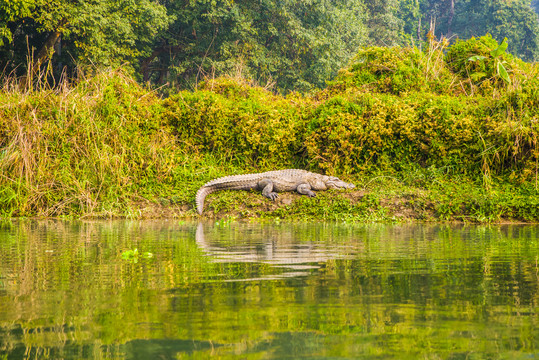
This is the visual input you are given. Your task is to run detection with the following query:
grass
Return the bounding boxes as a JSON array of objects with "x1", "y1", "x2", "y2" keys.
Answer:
[{"x1": 0, "y1": 70, "x2": 178, "y2": 217}]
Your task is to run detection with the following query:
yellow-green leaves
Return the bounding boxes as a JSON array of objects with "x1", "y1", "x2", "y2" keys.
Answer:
[
  {"x1": 467, "y1": 37, "x2": 511, "y2": 85},
  {"x1": 490, "y1": 38, "x2": 509, "y2": 58},
  {"x1": 453, "y1": 35, "x2": 515, "y2": 88},
  {"x1": 0, "y1": 0, "x2": 36, "y2": 45}
]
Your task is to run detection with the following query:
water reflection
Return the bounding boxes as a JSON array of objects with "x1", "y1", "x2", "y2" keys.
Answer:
[
  {"x1": 195, "y1": 223, "x2": 359, "y2": 281},
  {"x1": 0, "y1": 220, "x2": 538, "y2": 359}
]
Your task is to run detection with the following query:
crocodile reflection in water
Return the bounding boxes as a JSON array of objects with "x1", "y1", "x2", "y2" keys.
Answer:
[{"x1": 195, "y1": 223, "x2": 355, "y2": 279}]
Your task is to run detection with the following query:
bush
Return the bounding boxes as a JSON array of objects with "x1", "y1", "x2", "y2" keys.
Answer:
[
  {"x1": 327, "y1": 45, "x2": 455, "y2": 96},
  {"x1": 328, "y1": 47, "x2": 427, "y2": 95},
  {"x1": 304, "y1": 92, "x2": 483, "y2": 174},
  {"x1": 163, "y1": 77, "x2": 309, "y2": 169},
  {"x1": 445, "y1": 34, "x2": 524, "y2": 92},
  {"x1": 2, "y1": 38, "x2": 538, "y2": 219}
]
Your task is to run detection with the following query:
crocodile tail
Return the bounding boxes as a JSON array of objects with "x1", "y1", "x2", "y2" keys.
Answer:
[
  {"x1": 196, "y1": 179, "x2": 259, "y2": 214},
  {"x1": 196, "y1": 186, "x2": 215, "y2": 215}
]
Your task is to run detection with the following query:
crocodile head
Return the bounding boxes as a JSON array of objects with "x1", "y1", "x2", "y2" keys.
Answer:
[
  {"x1": 310, "y1": 175, "x2": 355, "y2": 191},
  {"x1": 325, "y1": 176, "x2": 355, "y2": 190}
]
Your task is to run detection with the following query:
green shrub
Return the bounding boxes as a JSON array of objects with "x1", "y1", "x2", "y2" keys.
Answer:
[
  {"x1": 327, "y1": 45, "x2": 455, "y2": 96},
  {"x1": 163, "y1": 77, "x2": 309, "y2": 169},
  {"x1": 2, "y1": 40, "x2": 538, "y2": 219},
  {"x1": 329, "y1": 47, "x2": 427, "y2": 95},
  {"x1": 444, "y1": 34, "x2": 524, "y2": 92},
  {"x1": 305, "y1": 92, "x2": 483, "y2": 174}
]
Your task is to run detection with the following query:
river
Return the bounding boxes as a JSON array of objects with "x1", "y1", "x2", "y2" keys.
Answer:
[{"x1": 0, "y1": 220, "x2": 538, "y2": 359}]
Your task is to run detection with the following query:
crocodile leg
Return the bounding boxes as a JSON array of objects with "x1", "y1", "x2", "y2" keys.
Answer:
[
  {"x1": 259, "y1": 179, "x2": 278, "y2": 200},
  {"x1": 297, "y1": 183, "x2": 316, "y2": 197}
]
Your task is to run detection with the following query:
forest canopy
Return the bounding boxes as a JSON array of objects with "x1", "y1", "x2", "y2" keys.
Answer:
[{"x1": 1, "y1": 0, "x2": 539, "y2": 93}]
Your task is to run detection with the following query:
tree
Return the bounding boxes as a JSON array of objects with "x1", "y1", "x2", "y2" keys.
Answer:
[
  {"x1": 412, "y1": 0, "x2": 539, "y2": 61},
  {"x1": 0, "y1": 0, "x2": 36, "y2": 46},
  {"x1": 0, "y1": 0, "x2": 172, "y2": 78},
  {"x1": 397, "y1": 0, "x2": 422, "y2": 43},
  {"x1": 144, "y1": 0, "x2": 367, "y2": 92},
  {"x1": 482, "y1": 0, "x2": 539, "y2": 61},
  {"x1": 364, "y1": 0, "x2": 405, "y2": 46}
]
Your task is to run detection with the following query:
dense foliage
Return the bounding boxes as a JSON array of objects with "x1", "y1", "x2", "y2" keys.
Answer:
[
  {"x1": 1, "y1": 36, "x2": 538, "y2": 221},
  {"x1": 163, "y1": 36, "x2": 539, "y2": 181},
  {"x1": 0, "y1": 71, "x2": 181, "y2": 217},
  {"x1": 1, "y1": 0, "x2": 539, "y2": 93}
]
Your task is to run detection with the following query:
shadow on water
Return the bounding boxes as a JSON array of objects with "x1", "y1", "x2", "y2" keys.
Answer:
[
  {"x1": 0, "y1": 219, "x2": 538, "y2": 359},
  {"x1": 0, "y1": 323, "x2": 221, "y2": 359},
  {"x1": 122, "y1": 338, "x2": 222, "y2": 359}
]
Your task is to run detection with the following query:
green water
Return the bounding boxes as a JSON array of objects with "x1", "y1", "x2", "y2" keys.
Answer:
[{"x1": 0, "y1": 220, "x2": 538, "y2": 359}]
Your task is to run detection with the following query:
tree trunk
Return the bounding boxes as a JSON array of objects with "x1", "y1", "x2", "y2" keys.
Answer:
[
  {"x1": 34, "y1": 30, "x2": 61, "y2": 70},
  {"x1": 141, "y1": 48, "x2": 164, "y2": 83},
  {"x1": 447, "y1": 0, "x2": 455, "y2": 37},
  {"x1": 417, "y1": 16, "x2": 422, "y2": 41},
  {"x1": 140, "y1": 45, "x2": 181, "y2": 83}
]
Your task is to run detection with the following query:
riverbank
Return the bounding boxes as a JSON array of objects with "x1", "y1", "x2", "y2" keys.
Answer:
[
  {"x1": 1, "y1": 36, "x2": 538, "y2": 223},
  {"x1": 119, "y1": 174, "x2": 538, "y2": 224}
]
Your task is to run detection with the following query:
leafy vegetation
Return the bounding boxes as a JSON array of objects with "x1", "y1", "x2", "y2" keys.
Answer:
[
  {"x1": 0, "y1": 71, "x2": 180, "y2": 217},
  {"x1": 1, "y1": 0, "x2": 539, "y2": 92},
  {"x1": 0, "y1": 35, "x2": 538, "y2": 222}
]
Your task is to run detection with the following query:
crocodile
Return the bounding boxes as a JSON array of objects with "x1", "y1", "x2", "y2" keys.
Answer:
[{"x1": 196, "y1": 169, "x2": 355, "y2": 215}]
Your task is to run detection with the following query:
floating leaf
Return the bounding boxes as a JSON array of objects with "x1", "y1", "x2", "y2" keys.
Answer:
[{"x1": 121, "y1": 248, "x2": 138, "y2": 260}]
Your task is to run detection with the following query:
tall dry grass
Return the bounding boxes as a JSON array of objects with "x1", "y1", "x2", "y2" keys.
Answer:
[{"x1": 0, "y1": 69, "x2": 185, "y2": 217}]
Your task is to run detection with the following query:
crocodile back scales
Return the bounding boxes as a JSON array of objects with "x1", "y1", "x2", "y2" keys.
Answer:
[{"x1": 195, "y1": 169, "x2": 319, "y2": 215}]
